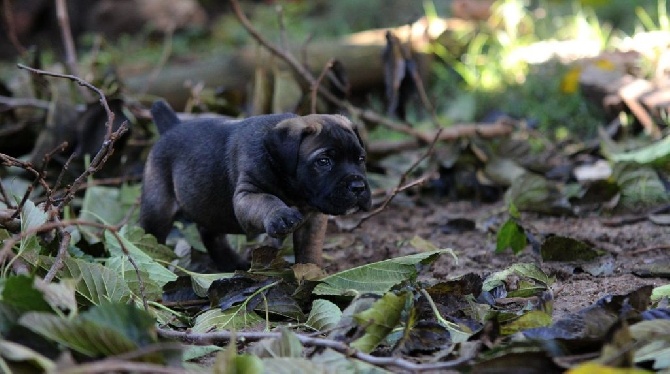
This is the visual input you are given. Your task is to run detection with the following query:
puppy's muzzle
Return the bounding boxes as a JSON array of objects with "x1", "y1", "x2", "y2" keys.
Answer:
[
  {"x1": 348, "y1": 177, "x2": 367, "y2": 196},
  {"x1": 343, "y1": 174, "x2": 372, "y2": 212}
]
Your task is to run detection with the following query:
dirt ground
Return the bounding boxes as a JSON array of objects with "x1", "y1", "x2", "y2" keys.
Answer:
[{"x1": 324, "y1": 197, "x2": 669, "y2": 318}]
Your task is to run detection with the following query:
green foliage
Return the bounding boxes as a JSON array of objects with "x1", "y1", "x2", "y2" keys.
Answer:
[
  {"x1": 312, "y1": 249, "x2": 450, "y2": 296},
  {"x1": 496, "y1": 219, "x2": 527, "y2": 254},
  {"x1": 351, "y1": 292, "x2": 409, "y2": 353}
]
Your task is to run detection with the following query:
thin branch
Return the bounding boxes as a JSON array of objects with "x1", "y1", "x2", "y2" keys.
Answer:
[
  {"x1": 157, "y1": 328, "x2": 472, "y2": 371},
  {"x1": 17, "y1": 63, "x2": 115, "y2": 138},
  {"x1": 354, "y1": 128, "x2": 443, "y2": 228},
  {"x1": 44, "y1": 229, "x2": 69, "y2": 282},
  {"x1": 16, "y1": 63, "x2": 129, "y2": 211},
  {"x1": 0, "y1": 180, "x2": 14, "y2": 208},
  {"x1": 54, "y1": 0, "x2": 92, "y2": 101},
  {"x1": 60, "y1": 361, "x2": 187, "y2": 374},
  {"x1": 0, "y1": 95, "x2": 51, "y2": 110},
  {"x1": 311, "y1": 59, "x2": 334, "y2": 114},
  {"x1": 228, "y1": 0, "x2": 443, "y2": 144},
  {"x1": 0, "y1": 217, "x2": 149, "y2": 310}
]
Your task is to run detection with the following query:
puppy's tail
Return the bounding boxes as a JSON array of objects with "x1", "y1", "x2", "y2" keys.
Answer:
[{"x1": 151, "y1": 100, "x2": 181, "y2": 135}]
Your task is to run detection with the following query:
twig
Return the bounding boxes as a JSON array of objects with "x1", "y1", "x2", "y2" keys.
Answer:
[
  {"x1": 59, "y1": 361, "x2": 187, "y2": 374},
  {"x1": 0, "y1": 180, "x2": 14, "y2": 208},
  {"x1": 275, "y1": 4, "x2": 288, "y2": 51},
  {"x1": 51, "y1": 152, "x2": 76, "y2": 200},
  {"x1": 16, "y1": 63, "x2": 129, "y2": 210},
  {"x1": 0, "y1": 217, "x2": 149, "y2": 310},
  {"x1": 1, "y1": 0, "x2": 27, "y2": 55},
  {"x1": 17, "y1": 63, "x2": 115, "y2": 138},
  {"x1": 40, "y1": 142, "x2": 70, "y2": 211},
  {"x1": 0, "y1": 95, "x2": 51, "y2": 110},
  {"x1": 157, "y1": 328, "x2": 472, "y2": 371},
  {"x1": 54, "y1": 0, "x2": 91, "y2": 102},
  {"x1": 354, "y1": 128, "x2": 443, "y2": 228},
  {"x1": 1, "y1": 154, "x2": 53, "y2": 205},
  {"x1": 44, "y1": 229, "x2": 69, "y2": 282},
  {"x1": 228, "y1": 0, "x2": 447, "y2": 144},
  {"x1": 311, "y1": 59, "x2": 334, "y2": 114}
]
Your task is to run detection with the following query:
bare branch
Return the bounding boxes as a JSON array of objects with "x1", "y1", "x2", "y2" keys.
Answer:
[
  {"x1": 354, "y1": 128, "x2": 443, "y2": 228},
  {"x1": 54, "y1": 0, "x2": 92, "y2": 101},
  {"x1": 158, "y1": 328, "x2": 472, "y2": 371},
  {"x1": 311, "y1": 59, "x2": 334, "y2": 114}
]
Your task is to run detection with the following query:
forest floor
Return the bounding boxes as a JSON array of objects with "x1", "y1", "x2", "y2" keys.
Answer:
[{"x1": 325, "y1": 197, "x2": 669, "y2": 318}]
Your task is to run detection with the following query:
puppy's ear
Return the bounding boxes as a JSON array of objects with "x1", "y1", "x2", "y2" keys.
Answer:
[
  {"x1": 265, "y1": 116, "x2": 321, "y2": 175},
  {"x1": 265, "y1": 118, "x2": 301, "y2": 175},
  {"x1": 151, "y1": 100, "x2": 181, "y2": 134}
]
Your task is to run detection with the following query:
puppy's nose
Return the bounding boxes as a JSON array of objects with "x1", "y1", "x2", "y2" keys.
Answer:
[{"x1": 348, "y1": 179, "x2": 367, "y2": 195}]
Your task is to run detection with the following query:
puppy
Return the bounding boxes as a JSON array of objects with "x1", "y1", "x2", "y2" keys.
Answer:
[{"x1": 140, "y1": 101, "x2": 371, "y2": 271}]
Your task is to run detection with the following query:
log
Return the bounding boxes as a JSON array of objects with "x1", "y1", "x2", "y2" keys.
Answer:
[{"x1": 121, "y1": 17, "x2": 466, "y2": 109}]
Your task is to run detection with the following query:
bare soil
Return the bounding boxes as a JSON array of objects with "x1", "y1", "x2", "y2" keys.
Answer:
[{"x1": 324, "y1": 198, "x2": 669, "y2": 318}]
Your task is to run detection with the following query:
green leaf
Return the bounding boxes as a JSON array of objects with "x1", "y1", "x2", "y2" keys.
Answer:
[
  {"x1": 262, "y1": 358, "x2": 325, "y2": 374},
  {"x1": 19, "y1": 303, "x2": 161, "y2": 361},
  {"x1": 104, "y1": 226, "x2": 177, "y2": 295},
  {"x1": 250, "y1": 328, "x2": 304, "y2": 358},
  {"x1": 351, "y1": 292, "x2": 409, "y2": 353},
  {"x1": 612, "y1": 162, "x2": 670, "y2": 212},
  {"x1": 482, "y1": 263, "x2": 553, "y2": 293},
  {"x1": 20, "y1": 200, "x2": 47, "y2": 233},
  {"x1": 106, "y1": 256, "x2": 164, "y2": 301},
  {"x1": 508, "y1": 203, "x2": 520, "y2": 219},
  {"x1": 500, "y1": 310, "x2": 552, "y2": 335},
  {"x1": 119, "y1": 225, "x2": 176, "y2": 263},
  {"x1": 2, "y1": 275, "x2": 52, "y2": 313},
  {"x1": 0, "y1": 338, "x2": 55, "y2": 371},
  {"x1": 19, "y1": 200, "x2": 47, "y2": 253},
  {"x1": 84, "y1": 302, "x2": 157, "y2": 347},
  {"x1": 540, "y1": 236, "x2": 605, "y2": 262},
  {"x1": 18, "y1": 252, "x2": 132, "y2": 305},
  {"x1": 631, "y1": 320, "x2": 670, "y2": 370},
  {"x1": 79, "y1": 186, "x2": 126, "y2": 243},
  {"x1": 652, "y1": 284, "x2": 670, "y2": 302},
  {"x1": 504, "y1": 173, "x2": 569, "y2": 214},
  {"x1": 182, "y1": 345, "x2": 222, "y2": 361},
  {"x1": 58, "y1": 257, "x2": 132, "y2": 305},
  {"x1": 610, "y1": 135, "x2": 670, "y2": 168},
  {"x1": 191, "y1": 307, "x2": 264, "y2": 333},
  {"x1": 496, "y1": 219, "x2": 527, "y2": 254},
  {"x1": 306, "y1": 299, "x2": 342, "y2": 331},
  {"x1": 191, "y1": 272, "x2": 234, "y2": 298},
  {"x1": 19, "y1": 314, "x2": 135, "y2": 357},
  {"x1": 313, "y1": 249, "x2": 450, "y2": 296}
]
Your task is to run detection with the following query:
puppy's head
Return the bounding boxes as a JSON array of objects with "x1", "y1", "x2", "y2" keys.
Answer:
[{"x1": 265, "y1": 114, "x2": 371, "y2": 215}]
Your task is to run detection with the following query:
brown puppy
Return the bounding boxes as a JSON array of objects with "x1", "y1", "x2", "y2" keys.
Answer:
[{"x1": 140, "y1": 101, "x2": 371, "y2": 271}]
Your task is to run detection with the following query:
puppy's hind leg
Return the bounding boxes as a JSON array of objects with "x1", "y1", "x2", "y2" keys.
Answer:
[
  {"x1": 198, "y1": 227, "x2": 249, "y2": 271},
  {"x1": 139, "y1": 164, "x2": 178, "y2": 244}
]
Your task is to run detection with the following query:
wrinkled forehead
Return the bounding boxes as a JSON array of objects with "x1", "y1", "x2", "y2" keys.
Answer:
[
  {"x1": 275, "y1": 114, "x2": 354, "y2": 136},
  {"x1": 297, "y1": 115, "x2": 363, "y2": 155}
]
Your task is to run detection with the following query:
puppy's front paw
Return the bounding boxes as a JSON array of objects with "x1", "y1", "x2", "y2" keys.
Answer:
[{"x1": 264, "y1": 207, "x2": 303, "y2": 237}]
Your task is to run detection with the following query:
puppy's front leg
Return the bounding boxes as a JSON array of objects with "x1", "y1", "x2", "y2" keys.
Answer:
[{"x1": 233, "y1": 185, "x2": 304, "y2": 238}]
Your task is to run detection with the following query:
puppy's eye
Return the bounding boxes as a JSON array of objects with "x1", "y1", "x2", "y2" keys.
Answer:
[
  {"x1": 316, "y1": 157, "x2": 331, "y2": 167},
  {"x1": 358, "y1": 155, "x2": 366, "y2": 163}
]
